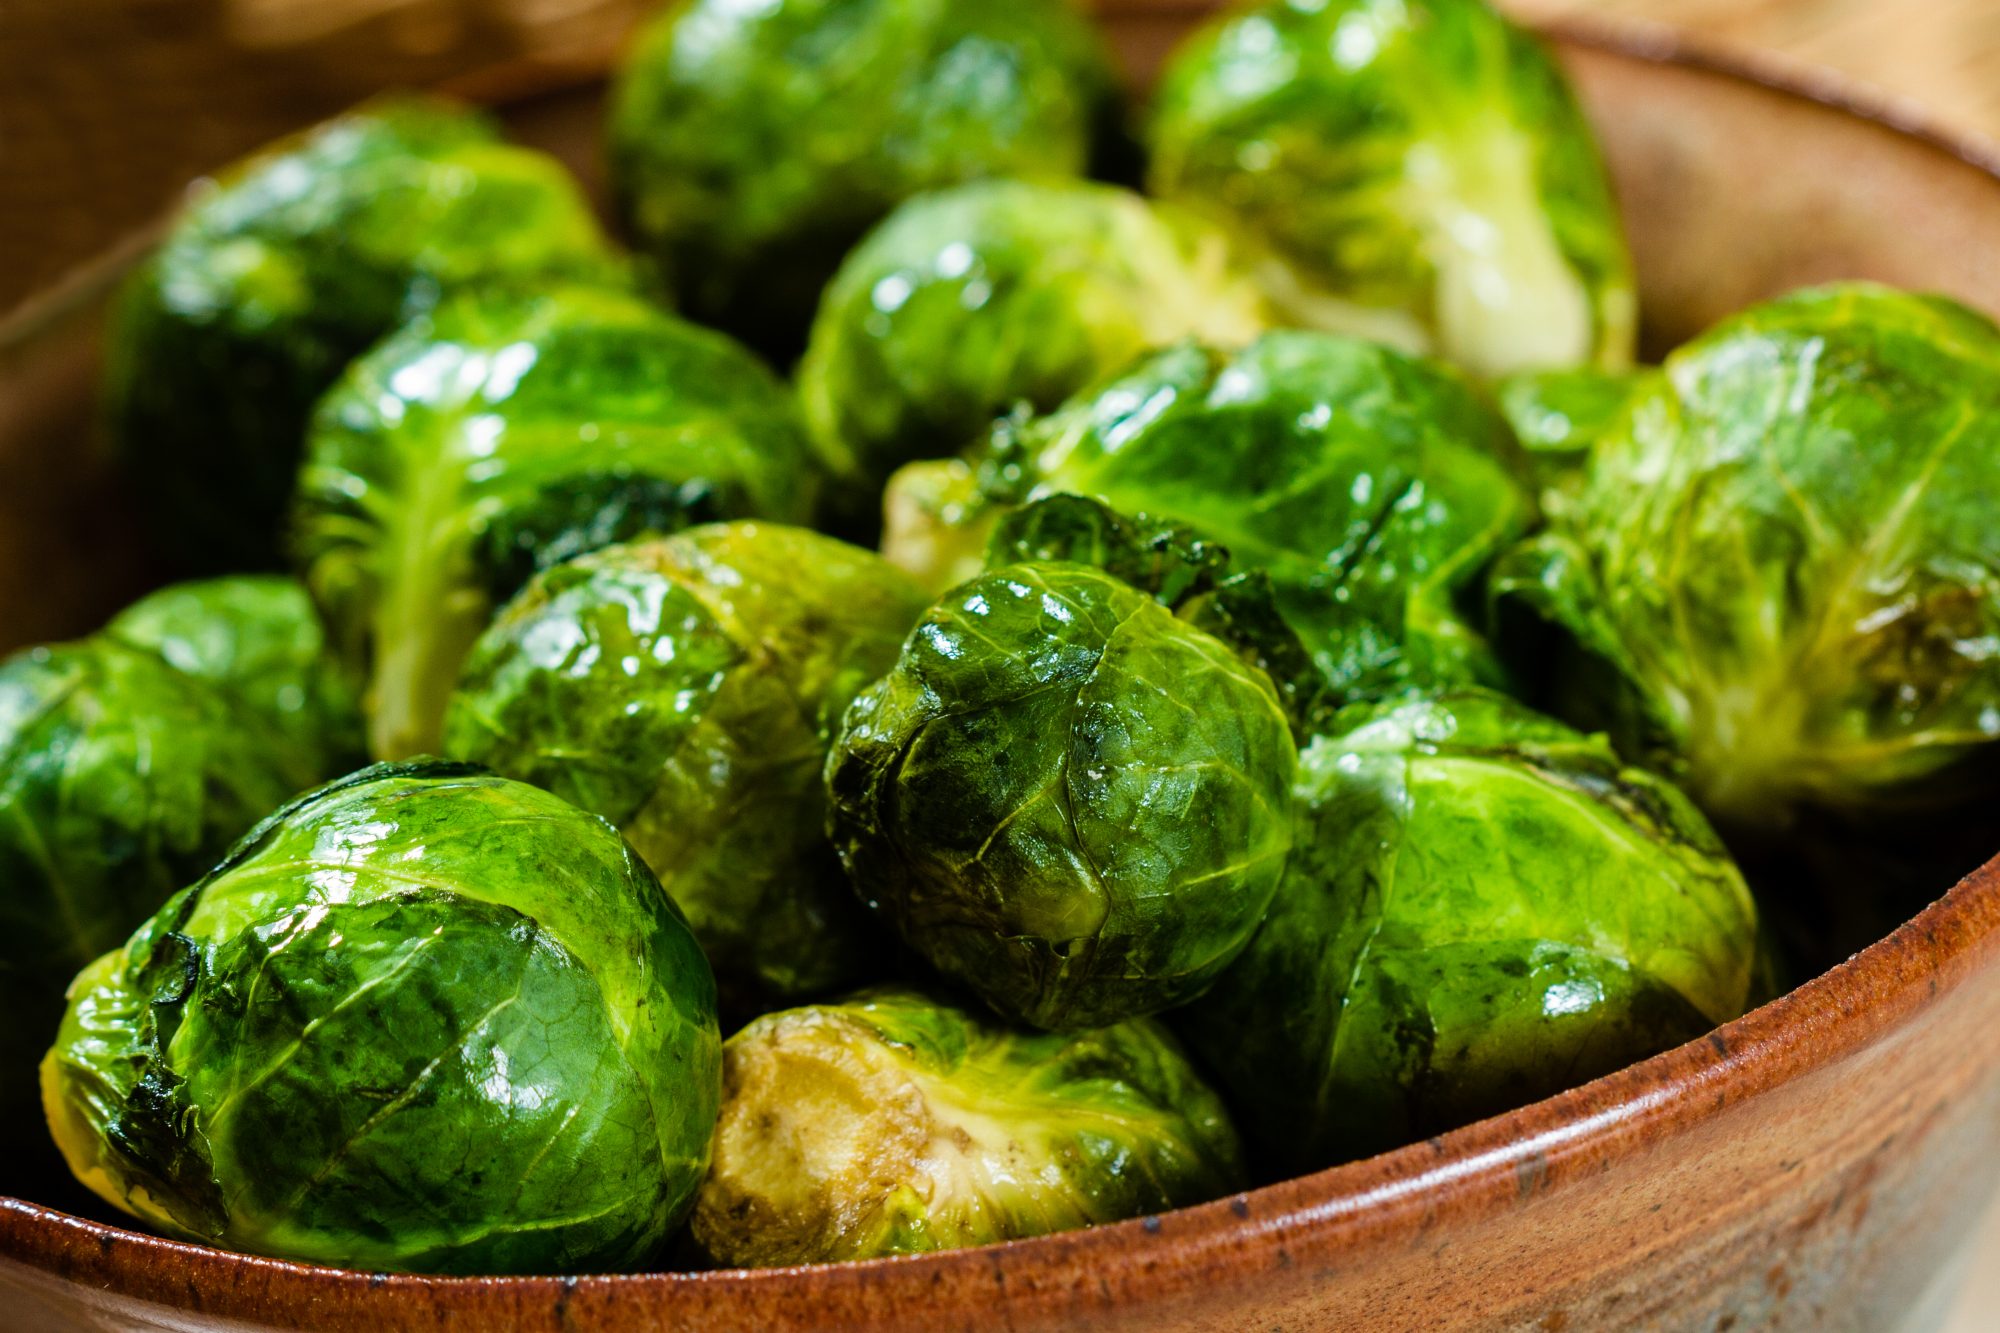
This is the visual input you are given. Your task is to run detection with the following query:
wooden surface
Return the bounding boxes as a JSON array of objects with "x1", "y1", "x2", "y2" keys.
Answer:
[{"x1": 1509, "y1": 0, "x2": 2000, "y2": 143}]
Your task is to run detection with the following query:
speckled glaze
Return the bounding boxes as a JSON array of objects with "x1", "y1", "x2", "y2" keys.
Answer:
[{"x1": 4, "y1": 9, "x2": 2000, "y2": 1331}]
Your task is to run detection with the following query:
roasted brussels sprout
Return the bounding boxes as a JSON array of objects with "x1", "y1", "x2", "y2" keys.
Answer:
[
  {"x1": 108, "y1": 95, "x2": 618, "y2": 571},
  {"x1": 692, "y1": 987, "x2": 1242, "y2": 1266},
  {"x1": 43, "y1": 761, "x2": 721, "y2": 1275},
  {"x1": 104, "y1": 576, "x2": 364, "y2": 781},
  {"x1": 0, "y1": 638, "x2": 311, "y2": 1127},
  {"x1": 799, "y1": 179, "x2": 1269, "y2": 494},
  {"x1": 1491, "y1": 284, "x2": 2000, "y2": 832},
  {"x1": 827, "y1": 561, "x2": 1297, "y2": 1030},
  {"x1": 608, "y1": 0, "x2": 1118, "y2": 353},
  {"x1": 1008, "y1": 333, "x2": 1533, "y2": 700},
  {"x1": 1178, "y1": 691, "x2": 1759, "y2": 1171},
  {"x1": 1148, "y1": 0, "x2": 1635, "y2": 379},
  {"x1": 445, "y1": 523, "x2": 926, "y2": 1003},
  {"x1": 295, "y1": 283, "x2": 821, "y2": 761}
]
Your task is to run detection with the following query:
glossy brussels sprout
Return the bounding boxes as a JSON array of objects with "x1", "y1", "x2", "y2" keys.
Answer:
[
  {"x1": 107, "y1": 95, "x2": 617, "y2": 570},
  {"x1": 608, "y1": 0, "x2": 1117, "y2": 352},
  {"x1": 1179, "y1": 691, "x2": 1759, "y2": 1171},
  {"x1": 0, "y1": 639, "x2": 310, "y2": 1126},
  {"x1": 799, "y1": 179, "x2": 1270, "y2": 493},
  {"x1": 1010, "y1": 333, "x2": 1533, "y2": 700},
  {"x1": 295, "y1": 283, "x2": 821, "y2": 761},
  {"x1": 1495, "y1": 365, "x2": 1639, "y2": 509},
  {"x1": 827, "y1": 561, "x2": 1297, "y2": 1030},
  {"x1": 43, "y1": 761, "x2": 721, "y2": 1275},
  {"x1": 105, "y1": 576, "x2": 364, "y2": 781},
  {"x1": 692, "y1": 987, "x2": 1242, "y2": 1266},
  {"x1": 445, "y1": 523, "x2": 926, "y2": 1003},
  {"x1": 1491, "y1": 284, "x2": 2000, "y2": 832},
  {"x1": 1148, "y1": 0, "x2": 1635, "y2": 379}
]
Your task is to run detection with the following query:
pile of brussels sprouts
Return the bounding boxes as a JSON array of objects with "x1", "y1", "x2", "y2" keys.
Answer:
[{"x1": 8, "y1": 0, "x2": 1998, "y2": 1280}]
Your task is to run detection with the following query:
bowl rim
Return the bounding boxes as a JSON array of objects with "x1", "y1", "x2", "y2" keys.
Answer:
[{"x1": 6, "y1": 11, "x2": 2000, "y2": 1317}]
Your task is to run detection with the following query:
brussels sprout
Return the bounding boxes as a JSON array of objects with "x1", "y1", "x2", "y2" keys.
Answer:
[
  {"x1": 1178, "y1": 691, "x2": 1759, "y2": 1172},
  {"x1": 880, "y1": 457, "x2": 1000, "y2": 595},
  {"x1": 799, "y1": 179, "x2": 1270, "y2": 494},
  {"x1": 444, "y1": 523, "x2": 926, "y2": 1003},
  {"x1": 107, "y1": 95, "x2": 618, "y2": 571},
  {"x1": 1490, "y1": 284, "x2": 2000, "y2": 832},
  {"x1": 692, "y1": 987, "x2": 1242, "y2": 1265},
  {"x1": 1494, "y1": 365, "x2": 1639, "y2": 508},
  {"x1": 608, "y1": 0, "x2": 1118, "y2": 353},
  {"x1": 104, "y1": 576, "x2": 364, "y2": 781},
  {"x1": 295, "y1": 283, "x2": 821, "y2": 761},
  {"x1": 0, "y1": 639, "x2": 310, "y2": 1128},
  {"x1": 1147, "y1": 0, "x2": 1635, "y2": 379},
  {"x1": 827, "y1": 561, "x2": 1297, "y2": 1030},
  {"x1": 1009, "y1": 333, "x2": 1533, "y2": 700},
  {"x1": 43, "y1": 761, "x2": 721, "y2": 1275}
]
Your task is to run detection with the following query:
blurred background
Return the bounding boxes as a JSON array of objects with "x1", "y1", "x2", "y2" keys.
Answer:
[
  {"x1": 1, "y1": 0, "x2": 1996, "y2": 1321},
  {"x1": 7, "y1": 0, "x2": 2000, "y2": 326}
]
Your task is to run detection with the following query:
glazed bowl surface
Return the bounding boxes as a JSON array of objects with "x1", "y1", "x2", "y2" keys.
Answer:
[{"x1": 3, "y1": 7, "x2": 2000, "y2": 1331}]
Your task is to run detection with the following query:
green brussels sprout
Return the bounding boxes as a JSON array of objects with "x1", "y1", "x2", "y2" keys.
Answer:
[
  {"x1": 107, "y1": 95, "x2": 618, "y2": 571},
  {"x1": 826, "y1": 561, "x2": 1297, "y2": 1030},
  {"x1": 295, "y1": 283, "x2": 821, "y2": 762},
  {"x1": 1009, "y1": 333, "x2": 1533, "y2": 700},
  {"x1": 43, "y1": 760, "x2": 721, "y2": 1275},
  {"x1": 1494, "y1": 365, "x2": 1640, "y2": 511},
  {"x1": 880, "y1": 457, "x2": 1000, "y2": 595},
  {"x1": 104, "y1": 576, "x2": 364, "y2": 781},
  {"x1": 444, "y1": 523, "x2": 927, "y2": 1003},
  {"x1": 1178, "y1": 690, "x2": 1759, "y2": 1172},
  {"x1": 0, "y1": 639, "x2": 311, "y2": 1128},
  {"x1": 691, "y1": 987, "x2": 1242, "y2": 1265},
  {"x1": 1147, "y1": 0, "x2": 1635, "y2": 379},
  {"x1": 607, "y1": 0, "x2": 1118, "y2": 353},
  {"x1": 799, "y1": 179, "x2": 1270, "y2": 494},
  {"x1": 1490, "y1": 283, "x2": 2000, "y2": 832}
]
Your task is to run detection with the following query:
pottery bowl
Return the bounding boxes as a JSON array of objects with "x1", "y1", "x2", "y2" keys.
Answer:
[{"x1": 3, "y1": 5, "x2": 2000, "y2": 1329}]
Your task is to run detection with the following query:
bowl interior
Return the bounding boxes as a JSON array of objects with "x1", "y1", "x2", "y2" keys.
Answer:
[{"x1": 4, "y1": 11, "x2": 2000, "y2": 1307}]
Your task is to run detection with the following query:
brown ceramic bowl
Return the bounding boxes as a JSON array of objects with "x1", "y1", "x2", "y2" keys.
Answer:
[{"x1": 5, "y1": 7, "x2": 2000, "y2": 1330}]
